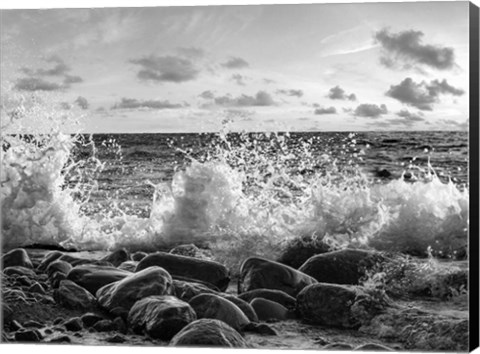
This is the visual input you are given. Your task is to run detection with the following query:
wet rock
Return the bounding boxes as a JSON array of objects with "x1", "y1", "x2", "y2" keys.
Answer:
[
  {"x1": 81, "y1": 313, "x2": 104, "y2": 328},
  {"x1": 3, "y1": 266, "x2": 36, "y2": 278},
  {"x1": 355, "y1": 343, "x2": 393, "y2": 351},
  {"x1": 48, "y1": 335, "x2": 72, "y2": 343},
  {"x1": 67, "y1": 264, "x2": 132, "y2": 294},
  {"x1": 136, "y1": 252, "x2": 230, "y2": 291},
  {"x1": 277, "y1": 236, "x2": 331, "y2": 269},
  {"x1": 40, "y1": 295, "x2": 55, "y2": 305},
  {"x1": 323, "y1": 343, "x2": 354, "y2": 350},
  {"x1": 15, "y1": 275, "x2": 33, "y2": 286},
  {"x1": 132, "y1": 252, "x2": 148, "y2": 262},
  {"x1": 37, "y1": 251, "x2": 64, "y2": 272},
  {"x1": 250, "y1": 297, "x2": 291, "y2": 322},
  {"x1": 96, "y1": 266, "x2": 174, "y2": 313},
  {"x1": 128, "y1": 295, "x2": 196, "y2": 340},
  {"x1": 11, "y1": 320, "x2": 23, "y2": 331},
  {"x1": 170, "y1": 319, "x2": 247, "y2": 347},
  {"x1": 46, "y1": 260, "x2": 73, "y2": 278},
  {"x1": 3, "y1": 304, "x2": 13, "y2": 324},
  {"x1": 189, "y1": 293, "x2": 249, "y2": 332},
  {"x1": 296, "y1": 283, "x2": 365, "y2": 328},
  {"x1": 237, "y1": 289, "x2": 296, "y2": 309},
  {"x1": 110, "y1": 306, "x2": 129, "y2": 321},
  {"x1": 14, "y1": 329, "x2": 42, "y2": 342},
  {"x1": 64, "y1": 317, "x2": 83, "y2": 332},
  {"x1": 222, "y1": 295, "x2": 258, "y2": 322},
  {"x1": 92, "y1": 319, "x2": 115, "y2": 332},
  {"x1": 242, "y1": 322, "x2": 277, "y2": 335},
  {"x1": 54, "y1": 279, "x2": 97, "y2": 310},
  {"x1": 22, "y1": 320, "x2": 43, "y2": 328},
  {"x1": 101, "y1": 248, "x2": 130, "y2": 267},
  {"x1": 113, "y1": 316, "x2": 127, "y2": 334},
  {"x1": 28, "y1": 282, "x2": 46, "y2": 295},
  {"x1": 238, "y1": 257, "x2": 317, "y2": 297},
  {"x1": 50, "y1": 271, "x2": 67, "y2": 289},
  {"x1": 2, "y1": 248, "x2": 33, "y2": 269},
  {"x1": 53, "y1": 317, "x2": 65, "y2": 325},
  {"x1": 173, "y1": 279, "x2": 218, "y2": 301},
  {"x1": 106, "y1": 334, "x2": 127, "y2": 343},
  {"x1": 298, "y1": 249, "x2": 385, "y2": 285},
  {"x1": 118, "y1": 261, "x2": 138, "y2": 272},
  {"x1": 59, "y1": 254, "x2": 112, "y2": 267}
]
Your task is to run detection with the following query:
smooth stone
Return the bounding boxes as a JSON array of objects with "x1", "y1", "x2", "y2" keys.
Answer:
[
  {"x1": 46, "y1": 260, "x2": 73, "y2": 278},
  {"x1": 170, "y1": 319, "x2": 247, "y2": 347},
  {"x1": 2, "y1": 248, "x2": 33, "y2": 269},
  {"x1": 113, "y1": 317, "x2": 127, "y2": 334},
  {"x1": 67, "y1": 264, "x2": 132, "y2": 294},
  {"x1": 37, "y1": 251, "x2": 64, "y2": 272},
  {"x1": 136, "y1": 252, "x2": 230, "y2": 291},
  {"x1": 250, "y1": 298, "x2": 290, "y2": 322},
  {"x1": 22, "y1": 320, "x2": 43, "y2": 328},
  {"x1": 53, "y1": 317, "x2": 65, "y2": 325},
  {"x1": 277, "y1": 236, "x2": 331, "y2": 269},
  {"x1": 101, "y1": 248, "x2": 130, "y2": 267},
  {"x1": 96, "y1": 266, "x2": 174, "y2": 313},
  {"x1": 237, "y1": 289, "x2": 296, "y2": 309},
  {"x1": 118, "y1": 261, "x2": 138, "y2": 272},
  {"x1": 15, "y1": 275, "x2": 33, "y2": 286},
  {"x1": 128, "y1": 295, "x2": 196, "y2": 340},
  {"x1": 189, "y1": 293, "x2": 249, "y2": 332},
  {"x1": 11, "y1": 320, "x2": 23, "y2": 331},
  {"x1": 81, "y1": 313, "x2": 104, "y2": 328},
  {"x1": 298, "y1": 249, "x2": 385, "y2": 285},
  {"x1": 132, "y1": 252, "x2": 148, "y2": 262},
  {"x1": 222, "y1": 295, "x2": 258, "y2": 322},
  {"x1": 50, "y1": 271, "x2": 67, "y2": 289},
  {"x1": 59, "y1": 254, "x2": 112, "y2": 267},
  {"x1": 173, "y1": 279, "x2": 218, "y2": 301},
  {"x1": 92, "y1": 319, "x2": 115, "y2": 332},
  {"x1": 323, "y1": 343, "x2": 355, "y2": 350},
  {"x1": 242, "y1": 322, "x2": 278, "y2": 335},
  {"x1": 3, "y1": 266, "x2": 36, "y2": 278},
  {"x1": 53, "y1": 279, "x2": 97, "y2": 310},
  {"x1": 354, "y1": 343, "x2": 393, "y2": 351},
  {"x1": 48, "y1": 335, "x2": 72, "y2": 343},
  {"x1": 106, "y1": 334, "x2": 127, "y2": 343},
  {"x1": 28, "y1": 282, "x2": 46, "y2": 295},
  {"x1": 14, "y1": 329, "x2": 42, "y2": 342},
  {"x1": 64, "y1": 317, "x2": 83, "y2": 332},
  {"x1": 238, "y1": 257, "x2": 317, "y2": 297},
  {"x1": 40, "y1": 295, "x2": 55, "y2": 305},
  {"x1": 296, "y1": 282, "x2": 365, "y2": 328}
]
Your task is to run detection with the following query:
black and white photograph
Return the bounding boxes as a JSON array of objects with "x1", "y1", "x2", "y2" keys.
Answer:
[{"x1": 1, "y1": 0, "x2": 478, "y2": 352}]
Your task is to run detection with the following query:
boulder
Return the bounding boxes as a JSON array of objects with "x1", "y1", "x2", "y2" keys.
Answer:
[
  {"x1": 101, "y1": 248, "x2": 130, "y2": 267},
  {"x1": 14, "y1": 329, "x2": 42, "y2": 342},
  {"x1": 277, "y1": 236, "x2": 331, "y2": 269},
  {"x1": 92, "y1": 319, "x2": 115, "y2": 332},
  {"x1": 46, "y1": 260, "x2": 73, "y2": 278},
  {"x1": 170, "y1": 319, "x2": 247, "y2": 347},
  {"x1": 238, "y1": 257, "x2": 317, "y2": 297},
  {"x1": 81, "y1": 313, "x2": 104, "y2": 328},
  {"x1": 50, "y1": 272, "x2": 67, "y2": 289},
  {"x1": 2, "y1": 248, "x2": 33, "y2": 269},
  {"x1": 298, "y1": 249, "x2": 385, "y2": 285},
  {"x1": 67, "y1": 264, "x2": 132, "y2": 294},
  {"x1": 237, "y1": 289, "x2": 296, "y2": 309},
  {"x1": 64, "y1": 317, "x2": 83, "y2": 332},
  {"x1": 96, "y1": 266, "x2": 174, "y2": 313},
  {"x1": 173, "y1": 279, "x2": 218, "y2": 302},
  {"x1": 53, "y1": 280, "x2": 97, "y2": 310},
  {"x1": 189, "y1": 293, "x2": 249, "y2": 332},
  {"x1": 118, "y1": 261, "x2": 138, "y2": 272},
  {"x1": 3, "y1": 266, "x2": 36, "y2": 278},
  {"x1": 296, "y1": 282, "x2": 364, "y2": 328},
  {"x1": 28, "y1": 282, "x2": 46, "y2": 295},
  {"x1": 250, "y1": 298, "x2": 290, "y2": 321},
  {"x1": 37, "y1": 251, "x2": 64, "y2": 272},
  {"x1": 136, "y1": 252, "x2": 230, "y2": 291},
  {"x1": 58, "y1": 254, "x2": 112, "y2": 267},
  {"x1": 132, "y1": 252, "x2": 148, "y2": 262},
  {"x1": 128, "y1": 295, "x2": 196, "y2": 340},
  {"x1": 222, "y1": 295, "x2": 258, "y2": 323}
]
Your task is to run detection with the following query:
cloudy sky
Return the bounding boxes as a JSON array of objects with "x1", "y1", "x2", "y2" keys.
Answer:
[{"x1": 1, "y1": 1, "x2": 471, "y2": 133}]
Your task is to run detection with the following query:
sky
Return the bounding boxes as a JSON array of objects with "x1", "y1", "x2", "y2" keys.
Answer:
[{"x1": 0, "y1": 0, "x2": 472, "y2": 133}]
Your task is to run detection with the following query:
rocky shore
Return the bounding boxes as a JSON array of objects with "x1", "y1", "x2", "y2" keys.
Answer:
[{"x1": 1, "y1": 244, "x2": 469, "y2": 351}]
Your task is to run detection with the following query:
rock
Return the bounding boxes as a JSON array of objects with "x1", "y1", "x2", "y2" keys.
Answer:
[
  {"x1": 64, "y1": 317, "x2": 83, "y2": 332},
  {"x1": 11, "y1": 320, "x2": 23, "y2": 331},
  {"x1": 298, "y1": 249, "x2": 385, "y2": 285},
  {"x1": 14, "y1": 329, "x2": 42, "y2": 342},
  {"x1": 136, "y1": 252, "x2": 230, "y2": 291},
  {"x1": 59, "y1": 254, "x2": 112, "y2": 267},
  {"x1": 50, "y1": 271, "x2": 67, "y2": 289},
  {"x1": 323, "y1": 343, "x2": 354, "y2": 350},
  {"x1": 242, "y1": 322, "x2": 277, "y2": 335},
  {"x1": 128, "y1": 295, "x2": 196, "y2": 340},
  {"x1": 15, "y1": 275, "x2": 33, "y2": 286},
  {"x1": 106, "y1": 334, "x2": 127, "y2": 343},
  {"x1": 54, "y1": 280, "x2": 97, "y2": 310},
  {"x1": 101, "y1": 248, "x2": 130, "y2": 267},
  {"x1": 189, "y1": 294, "x2": 249, "y2": 332},
  {"x1": 169, "y1": 244, "x2": 212, "y2": 260},
  {"x1": 238, "y1": 257, "x2": 317, "y2": 297},
  {"x1": 22, "y1": 320, "x2": 43, "y2": 328},
  {"x1": 118, "y1": 261, "x2": 138, "y2": 272},
  {"x1": 250, "y1": 298, "x2": 290, "y2": 321},
  {"x1": 113, "y1": 317, "x2": 127, "y2": 334},
  {"x1": 296, "y1": 283, "x2": 365, "y2": 328},
  {"x1": 48, "y1": 335, "x2": 72, "y2": 343},
  {"x1": 53, "y1": 317, "x2": 65, "y2": 325},
  {"x1": 132, "y1": 252, "x2": 148, "y2": 262},
  {"x1": 2, "y1": 248, "x2": 33, "y2": 269},
  {"x1": 3, "y1": 266, "x2": 36, "y2": 278},
  {"x1": 81, "y1": 313, "x2": 104, "y2": 328},
  {"x1": 237, "y1": 289, "x2": 296, "y2": 309},
  {"x1": 92, "y1": 319, "x2": 115, "y2": 332},
  {"x1": 46, "y1": 260, "x2": 73, "y2": 278},
  {"x1": 37, "y1": 251, "x2": 64, "y2": 272},
  {"x1": 170, "y1": 319, "x2": 247, "y2": 347},
  {"x1": 173, "y1": 279, "x2": 218, "y2": 301},
  {"x1": 3, "y1": 304, "x2": 13, "y2": 324},
  {"x1": 277, "y1": 236, "x2": 331, "y2": 269},
  {"x1": 96, "y1": 266, "x2": 174, "y2": 313},
  {"x1": 67, "y1": 264, "x2": 132, "y2": 294},
  {"x1": 222, "y1": 295, "x2": 258, "y2": 322},
  {"x1": 355, "y1": 343, "x2": 393, "y2": 351},
  {"x1": 40, "y1": 295, "x2": 55, "y2": 305},
  {"x1": 28, "y1": 282, "x2": 46, "y2": 295}
]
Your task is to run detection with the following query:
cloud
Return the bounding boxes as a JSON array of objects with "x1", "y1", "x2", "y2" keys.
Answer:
[
  {"x1": 214, "y1": 91, "x2": 275, "y2": 107},
  {"x1": 375, "y1": 29, "x2": 455, "y2": 70},
  {"x1": 327, "y1": 86, "x2": 356, "y2": 101},
  {"x1": 176, "y1": 47, "x2": 205, "y2": 59},
  {"x1": 439, "y1": 118, "x2": 468, "y2": 130},
  {"x1": 199, "y1": 90, "x2": 215, "y2": 99},
  {"x1": 14, "y1": 77, "x2": 64, "y2": 91},
  {"x1": 386, "y1": 77, "x2": 464, "y2": 111},
  {"x1": 112, "y1": 97, "x2": 186, "y2": 110},
  {"x1": 277, "y1": 89, "x2": 304, "y2": 98},
  {"x1": 63, "y1": 75, "x2": 84, "y2": 84},
  {"x1": 130, "y1": 55, "x2": 200, "y2": 83},
  {"x1": 20, "y1": 55, "x2": 70, "y2": 77},
  {"x1": 314, "y1": 106, "x2": 337, "y2": 115},
  {"x1": 263, "y1": 78, "x2": 276, "y2": 84},
  {"x1": 231, "y1": 74, "x2": 246, "y2": 86},
  {"x1": 386, "y1": 109, "x2": 425, "y2": 126},
  {"x1": 354, "y1": 103, "x2": 388, "y2": 118},
  {"x1": 75, "y1": 96, "x2": 89, "y2": 110},
  {"x1": 221, "y1": 57, "x2": 249, "y2": 69}
]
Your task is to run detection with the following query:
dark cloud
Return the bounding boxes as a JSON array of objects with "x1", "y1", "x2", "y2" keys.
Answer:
[
  {"x1": 199, "y1": 90, "x2": 215, "y2": 99},
  {"x1": 221, "y1": 57, "x2": 249, "y2": 69},
  {"x1": 21, "y1": 55, "x2": 70, "y2": 77},
  {"x1": 314, "y1": 106, "x2": 337, "y2": 115},
  {"x1": 214, "y1": 91, "x2": 275, "y2": 107},
  {"x1": 439, "y1": 118, "x2": 468, "y2": 130},
  {"x1": 14, "y1": 77, "x2": 64, "y2": 91},
  {"x1": 130, "y1": 55, "x2": 200, "y2": 83},
  {"x1": 263, "y1": 78, "x2": 276, "y2": 84},
  {"x1": 386, "y1": 109, "x2": 425, "y2": 127},
  {"x1": 176, "y1": 47, "x2": 205, "y2": 59},
  {"x1": 75, "y1": 96, "x2": 89, "y2": 110},
  {"x1": 354, "y1": 103, "x2": 388, "y2": 118},
  {"x1": 375, "y1": 29, "x2": 455, "y2": 70},
  {"x1": 231, "y1": 74, "x2": 246, "y2": 86},
  {"x1": 327, "y1": 86, "x2": 356, "y2": 101},
  {"x1": 63, "y1": 75, "x2": 83, "y2": 84},
  {"x1": 112, "y1": 97, "x2": 186, "y2": 110},
  {"x1": 277, "y1": 89, "x2": 304, "y2": 98},
  {"x1": 386, "y1": 77, "x2": 464, "y2": 111}
]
